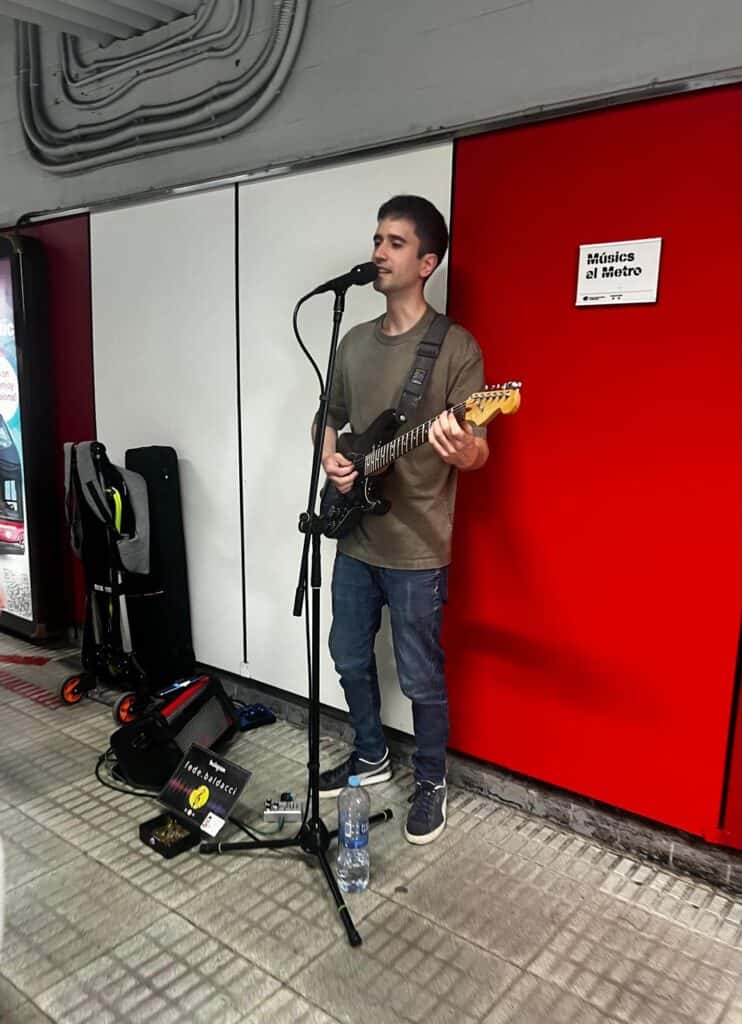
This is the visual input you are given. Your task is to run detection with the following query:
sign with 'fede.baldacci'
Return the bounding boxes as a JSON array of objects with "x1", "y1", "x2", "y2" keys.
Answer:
[{"x1": 576, "y1": 237, "x2": 662, "y2": 306}]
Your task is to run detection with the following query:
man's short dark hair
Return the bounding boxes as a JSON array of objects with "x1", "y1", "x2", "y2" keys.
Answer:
[{"x1": 377, "y1": 195, "x2": 449, "y2": 267}]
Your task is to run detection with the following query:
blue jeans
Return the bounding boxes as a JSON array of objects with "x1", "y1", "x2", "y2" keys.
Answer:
[{"x1": 329, "y1": 552, "x2": 449, "y2": 783}]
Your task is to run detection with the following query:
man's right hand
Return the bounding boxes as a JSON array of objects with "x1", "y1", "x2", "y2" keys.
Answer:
[{"x1": 322, "y1": 452, "x2": 358, "y2": 494}]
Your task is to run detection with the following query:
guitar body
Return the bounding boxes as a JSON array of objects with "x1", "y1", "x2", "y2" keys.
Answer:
[
  {"x1": 318, "y1": 382, "x2": 522, "y2": 540},
  {"x1": 320, "y1": 409, "x2": 400, "y2": 539}
]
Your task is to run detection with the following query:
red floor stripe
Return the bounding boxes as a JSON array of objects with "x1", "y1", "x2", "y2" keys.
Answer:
[
  {"x1": 0, "y1": 668, "x2": 62, "y2": 707},
  {"x1": 0, "y1": 654, "x2": 50, "y2": 666}
]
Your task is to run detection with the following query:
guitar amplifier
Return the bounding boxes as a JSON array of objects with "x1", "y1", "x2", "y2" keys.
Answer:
[{"x1": 110, "y1": 675, "x2": 238, "y2": 787}]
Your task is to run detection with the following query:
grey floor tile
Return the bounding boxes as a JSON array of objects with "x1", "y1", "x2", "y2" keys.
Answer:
[
  {"x1": 0, "y1": 998, "x2": 54, "y2": 1023},
  {"x1": 599, "y1": 894, "x2": 742, "y2": 969},
  {"x1": 0, "y1": 725, "x2": 95, "y2": 804},
  {"x1": 3, "y1": 634, "x2": 742, "y2": 1024},
  {"x1": 445, "y1": 787, "x2": 504, "y2": 833},
  {"x1": 0, "y1": 692, "x2": 65, "y2": 724},
  {"x1": 529, "y1": 896, "x2": 742, "y2": 1024},
  {"x1": 21, "y1": 776, "x2": 153, "y2": 854},
  {"x1": 245, "y1": 988, "x2": 341, "y2": 1023},
  {"x1": 179, "y1": 849, "x2": 383, "y2": 981},
  {"x1": 600, "y1": 862, "x2": 742, "y2": 946},
  {"x1": 235, "y1": 720, "x2": 312, "y2": 766},
  {"x1": 225, "y1": 744, "x2": 308, "y2": 812},
  {"x1": 88, "y1": 825, "x2": 264, "y2": 910},
  {"x1": 18, "y1": 742, "x2": 306, "y2": 870},
  {"x1": 0, "y1": 809, "x2": 79, "y2": 891},
  {"x1": 35, "y1": 913, "x2": 281, "y2": 1024},
  {"x1": 0, "y1": 974, "x2": 31, "y2": 1016},
  {"x1": 482, "y1": 971, "x2": 620, "y2": 1024},
  {"x1": 52, "y1": 704, "x2": 118, "y2": 752},
  {"x1": 386, "y1": 832, "x2": 580, "y2": 966},
  {"x1": 365, "y1": 803, "x2": 460, "y2": 896},
  {"x1": 464, "y1": 806, "x2": 616, "y2": 891},
  {"x1": 0, "y1": 706, "x2": 52, "y2": 747},
  {"x1": 293, "y1": 900, "x2": 521, "y2": 1024},
  {"x1": 2, "y1": 856, "x2": 163, "y2": 997},
  {"x1": 722, "y1": 988, "x2": 742, "y2": 1024}
]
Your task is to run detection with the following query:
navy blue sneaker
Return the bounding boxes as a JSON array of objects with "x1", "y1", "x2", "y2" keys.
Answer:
[
  {"x1": 318, "y1": 750, "x2": 392, "y2": 798},
  {"x1": 404, "y1": 780, "x2": 447, "y2": 844}
]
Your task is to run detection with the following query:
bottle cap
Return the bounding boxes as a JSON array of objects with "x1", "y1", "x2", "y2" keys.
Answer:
[{"x1": 348, "y1": 775, "x2": 361, "y2": 787}]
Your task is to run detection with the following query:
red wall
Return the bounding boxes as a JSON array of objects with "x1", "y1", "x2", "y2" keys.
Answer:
[
  {"x1": 445, "y1": 88, "x2": 742, "y2": 846},
  {"x1": 19, "y1": 216, "x2": 94, "y2": 626}
]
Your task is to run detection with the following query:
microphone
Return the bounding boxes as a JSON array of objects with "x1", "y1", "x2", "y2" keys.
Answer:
[{"x1": 311, "y1": 261, "x2": 378, "y2": 295}]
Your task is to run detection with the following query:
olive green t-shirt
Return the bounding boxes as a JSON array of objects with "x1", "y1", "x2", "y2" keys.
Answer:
[{"x1": 324, "y1": 304, "x2": 485, "y2": 570}]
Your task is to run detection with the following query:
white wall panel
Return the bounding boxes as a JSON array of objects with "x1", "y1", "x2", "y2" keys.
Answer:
[
  {"x1": 91, "y1": 189, "x2": 244, "y2": 674},
  {"x1": 239, "y1": 143, "x2": 453, "y2": 733}
]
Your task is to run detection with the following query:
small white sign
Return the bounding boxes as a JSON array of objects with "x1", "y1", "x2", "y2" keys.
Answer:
[
  {"x1": 201, "y1": 811, "x2": 226, "y2": 837},
  {"x1": 576, "y1": 237, "x2": 662, "y2": 306}
]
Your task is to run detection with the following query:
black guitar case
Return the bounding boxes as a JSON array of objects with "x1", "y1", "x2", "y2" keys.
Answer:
[{"x1": 124, "y1": 446, "x2": 195, "y2": 682}]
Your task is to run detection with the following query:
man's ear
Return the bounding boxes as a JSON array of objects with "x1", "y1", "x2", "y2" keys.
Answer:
[{"x1": 420, "y1": 253, "x2": 439, "y2": 280}]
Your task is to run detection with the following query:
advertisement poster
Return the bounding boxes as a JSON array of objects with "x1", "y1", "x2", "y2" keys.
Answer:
[
  {"x1": 0, "y1": 257, "x2": 31, "y2": 620},
  {"x1": 159, "y1": 743, "x2": 251, "y2": 837}
]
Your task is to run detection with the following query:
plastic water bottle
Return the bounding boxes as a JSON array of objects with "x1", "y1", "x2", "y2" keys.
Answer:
[{"x1": 337, "y1": 775, "x2": 370, "y2": 893}]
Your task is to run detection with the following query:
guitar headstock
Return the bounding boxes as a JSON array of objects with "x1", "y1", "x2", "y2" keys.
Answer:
[{"x1": 464, "y1": 381, "x2": 522, "y2": 427}]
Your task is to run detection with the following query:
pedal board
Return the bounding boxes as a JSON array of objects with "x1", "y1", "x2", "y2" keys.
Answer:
[
  {"x1": 236, "y1": 702, "x2": 276, "y2": 731},
  {"x1": 263, "y1": 796, "x2": 303, "y2": 821}
]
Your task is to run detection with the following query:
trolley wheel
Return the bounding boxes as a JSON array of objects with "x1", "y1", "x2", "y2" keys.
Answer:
[
  {"x1": 60, "y1": 675, "x2": 84, "y2": 705},
  {"x1": 113, "y1": 692, "x2": 140, "y2": 725}
]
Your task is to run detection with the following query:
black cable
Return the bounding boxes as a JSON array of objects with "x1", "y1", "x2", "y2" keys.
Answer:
[
  {"x1": 94, "y1": 749, "x2": 160, "y2": 800},
  {"x1": 293, "y1": 293, "x2": 324, "y2": 393},
  {"x1": 228, "y1": 813, "x2": 285, "y2": 838},
  {"x1": 95, "y1": 749, "x2": 287, "y2": 839}
]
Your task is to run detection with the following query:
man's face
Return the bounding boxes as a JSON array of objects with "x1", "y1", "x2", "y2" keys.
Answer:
[{"x1": 371, "y1": 217, "x2": 437, "y2": 295}]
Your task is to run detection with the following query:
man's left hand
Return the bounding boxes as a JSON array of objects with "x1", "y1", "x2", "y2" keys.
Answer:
[{"x1": 428, "y1": 410, "x2": 476, "y2": 465}]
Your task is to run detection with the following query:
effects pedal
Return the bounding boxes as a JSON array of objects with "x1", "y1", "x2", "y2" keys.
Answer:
[
  {"x1": 263, "y1": 792, "x2": 303, "y2": 821},
  {"x1": 235, "y1": 702, "x2": 276, "y2": 731}
]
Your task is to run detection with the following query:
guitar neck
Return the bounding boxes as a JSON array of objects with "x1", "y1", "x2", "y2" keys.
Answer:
[{"x1": 363, "y1": 401, "x2": 468, "y2": 476}]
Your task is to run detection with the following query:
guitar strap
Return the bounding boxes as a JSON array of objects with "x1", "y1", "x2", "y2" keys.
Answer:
[{"x1": 394, "y1": 313, "x2": 451, "y2": 426}]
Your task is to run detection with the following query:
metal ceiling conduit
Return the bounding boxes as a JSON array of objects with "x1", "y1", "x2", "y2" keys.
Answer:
[
  {"x1": 55, "y1": 0, "x2": 159, "y2": 34},
  {"x1": 61, "y1": 4, "x2": 253, "y2": 111},
  {"x1": 16, "y1": 0, "x2": 310, "y2": 171},
  {"x1": 0, "y1": 0, "x2": 113, "y2": 42},
  {"x1": 144, "y1": 0, "x2": 199, "y2": 10},
  {"x1": 59, "y1": 0, "x2": 246, "y2": 106},
  {"x1": 60, "y1": 0, "x2": 210, "y2": 77},
  {"x1": 61, "y1": 0, "x2": 213, "y2": 79},
  {"x1": 22, "y1": 4, "x2": 279, "y2": 142},
  {"x1": 1, "y1": 0, "x2": 140, "y2": 38},
  {"x1": 104, "y1": 0, "x2": 187, "y2": 22}
]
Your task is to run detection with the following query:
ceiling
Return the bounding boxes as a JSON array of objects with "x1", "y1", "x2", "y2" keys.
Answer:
[{"x1": 0, "y1": 0, "x2": 201, "y2": 45}]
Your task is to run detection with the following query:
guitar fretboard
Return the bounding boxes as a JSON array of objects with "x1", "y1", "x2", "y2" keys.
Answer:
[{"x1": 357, "y1": 400, "x2": 469, "y2": 476}]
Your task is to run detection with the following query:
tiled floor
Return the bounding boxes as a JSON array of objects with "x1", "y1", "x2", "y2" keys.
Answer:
[{"x1": 1, "y1": 634, "x2": 742, "y2": 1023}]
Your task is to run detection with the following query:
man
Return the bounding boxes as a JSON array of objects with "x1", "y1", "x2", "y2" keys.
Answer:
[{"x1": 315, "y1": 195, "x2": 488, "y2": 844}]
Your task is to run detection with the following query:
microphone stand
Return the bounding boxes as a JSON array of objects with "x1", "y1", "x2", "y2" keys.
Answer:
[{"x1": 200, "y1": 281, "x2": 393, "y2": 948}]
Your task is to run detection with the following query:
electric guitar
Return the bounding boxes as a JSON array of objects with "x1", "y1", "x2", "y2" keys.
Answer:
[{"x1": 319, "y1": 381, "x2": 522, "y2": 539}]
